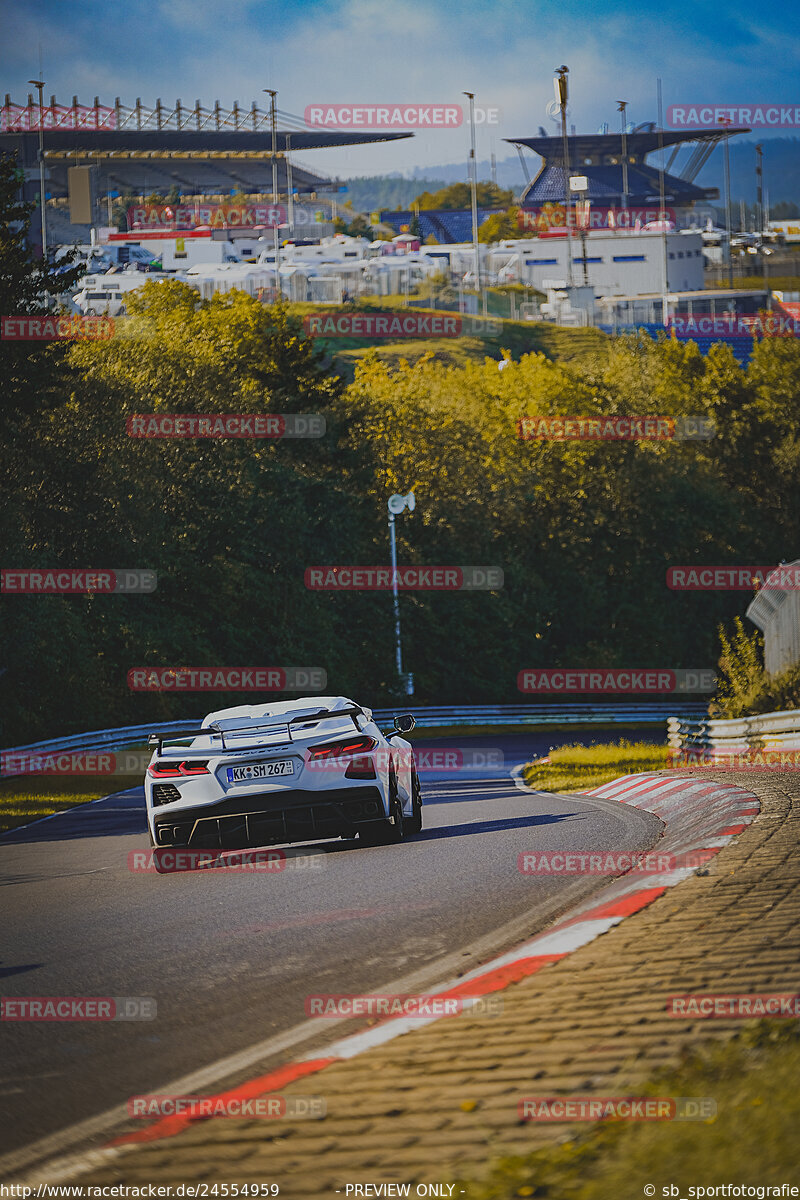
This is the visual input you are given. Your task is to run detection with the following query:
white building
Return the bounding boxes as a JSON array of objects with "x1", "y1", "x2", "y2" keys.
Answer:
[
  {"x1": 487, "y1": 230, "x2": 704, "y2": 296},
  {"x1": 747, "y1": 561, "x2": 800, "y2": 677}
]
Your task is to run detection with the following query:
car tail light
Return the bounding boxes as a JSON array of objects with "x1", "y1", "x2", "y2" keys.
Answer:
[
  {"x1": 148, "y1": 760, "x2": 210, "y2": 778},
  {"x1": 307, "y1": 736, "x2": 377, "y2": 761}
]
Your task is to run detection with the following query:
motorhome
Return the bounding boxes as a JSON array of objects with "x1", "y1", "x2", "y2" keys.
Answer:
[
  {"x1": 105, "y1": 230, "x2": 242, "y2": 271},
  {"x1": 257, "y1": 234, "x2": 371, "y2": 266},
  {"x1": 72, "y1": 267, "x2": 174, "y2": 316}
]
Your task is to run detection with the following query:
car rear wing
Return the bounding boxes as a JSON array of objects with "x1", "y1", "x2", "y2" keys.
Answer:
[{"x1": 147, "y1": 705, "x2": 365, "y2": 755}]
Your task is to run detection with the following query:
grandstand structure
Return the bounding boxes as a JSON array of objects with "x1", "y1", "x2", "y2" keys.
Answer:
[
  {"x1": 508, "y1": 125, "x2": 747, "y2": 211},
  {"x1": 379, "y1": 125, "x2": 751, "y2": 243},
  {"x1": 378, "y1": 207, "x2": 504, "y2": 242},
  {"x1": 1, "y1": 94, "x2": 414, "y2": 213}
]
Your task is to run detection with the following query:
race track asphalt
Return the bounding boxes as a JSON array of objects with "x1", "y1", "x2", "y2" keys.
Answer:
[{"x1": 0, "y1": 733, "x2": 663, "y2": 1168}]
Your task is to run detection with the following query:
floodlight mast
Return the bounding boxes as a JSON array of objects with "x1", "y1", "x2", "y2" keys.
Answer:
[
  {"x1": 264, "y1": 88, "x2": 280, "y2": 289},
  {"x1": 28, "y1": 79, "x2": 46, "y2": 257},
  {"x1": 570, "y1": 174, "x2": 589, "y2": 285},
  {"x1": 617, "y1": 100, "x2": 629, "y2": 211},
  {"x1": 463, "y1": 92, "x2": 481, "y2": 304},
  {"x1": 555, "y1": 67, "x2": 573, "y2": 287},
  {"x1": 719, "y1": 115, "x2": 734, "y2": 288},
  {"x1": 388, "y1": 493, "x2": 415, "y2": 697}
]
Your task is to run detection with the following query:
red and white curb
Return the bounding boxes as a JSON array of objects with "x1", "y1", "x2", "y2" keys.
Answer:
[{"x1": 20, "y1": 771, "x2": 760, "y2": 1182}]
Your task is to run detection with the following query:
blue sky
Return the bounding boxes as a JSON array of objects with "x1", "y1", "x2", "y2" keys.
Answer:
[{"x1": 2, "y1": 0, "x2": 798, "y2": 181}]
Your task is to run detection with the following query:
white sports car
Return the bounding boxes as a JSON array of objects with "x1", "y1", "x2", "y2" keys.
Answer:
[{"x1": 144, "y1": 696, "x2": 422, "y2": 851}]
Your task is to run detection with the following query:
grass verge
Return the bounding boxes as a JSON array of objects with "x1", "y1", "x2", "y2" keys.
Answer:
[
  {"x1": 287, "y1": 301, "x2": 610, "y2": 382},
  {"x1": 522, "y1": 739, "x2": 669, "y2": 793},
  {"x1": 458, "y1": 1022, "x2": 800, "y2": 1199},
  {"x1": 0, "y1": 775, "x2": 140, "y2": 833},
  {"x1": 721, "y1": 274, "x2": 800, "y2": 290},
  {"x1": 0, "y1": 778, "x2": 105, "y2": 833}
]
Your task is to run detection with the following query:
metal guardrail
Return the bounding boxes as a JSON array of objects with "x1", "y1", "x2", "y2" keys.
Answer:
[
  {"x1": 667, "y1": 708, "x2": 800, "y2": 752},
  {"x1": 2, "y1": 703, "x2": 709, "y2": 763},
  {"x1": 380, "y1": 703, "x2": 708, "y2": 728}
]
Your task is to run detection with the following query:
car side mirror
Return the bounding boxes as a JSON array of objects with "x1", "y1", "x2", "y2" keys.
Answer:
[{"x1": 392, "y1": 714, "x2": 415, "y2": 734}]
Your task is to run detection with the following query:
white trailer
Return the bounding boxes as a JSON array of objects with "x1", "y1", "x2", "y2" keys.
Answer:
[
  {"x1": 105, "y1": 234, "x2": 242, "y2": 271},
  {"x1": 769, "y1": 220, "x2": 800, "y2": 243},
  {"x1": 72, "y1": 268, "x2": 174, "y2": 316}
]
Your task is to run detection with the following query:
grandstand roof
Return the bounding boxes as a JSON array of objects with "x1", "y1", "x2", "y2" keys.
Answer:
[
  {"x1": 505, "y1": 128, "x2": 749, "y2": 159},
  {"x1": 507, "y1": 126, "x2": 749, "y2": 209},
  {"x1": 1, "y1": 96, "x2": 414, "y2": 199}
]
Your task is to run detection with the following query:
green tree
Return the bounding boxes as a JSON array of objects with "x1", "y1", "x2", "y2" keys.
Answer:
[
  {"x1": 710, "y1": 617, "x2": 765, "y2": 717},
  {"x1": 0, "y1": 153, "x2": 83, "y2": 421},
  {"x1": 112, "y1": 191, "x2": 138, "y2": 231},
  {"x1": 5, "y1": 269, "x2": 800, "y2": 739},
  {"x1": 478, "y1": 207, "x2": 529, "y2": 242},
  {"x1": 346, "y1": 213, "x2": 372, "y2": 239},
  {"x1": 332, "y1": 211, "x2": 374, "y2": 240},
  {"x1": 771, "y1": 201, "x2": 800, "y2": 220},
  {"x1": 1, "y1": 284, "x2": 360, "y2": 741},
  {"x1": 413, "y1": 182, "x2": 513, "y2": 210}
]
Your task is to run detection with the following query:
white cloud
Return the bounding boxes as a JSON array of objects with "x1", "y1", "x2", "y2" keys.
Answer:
[{"x1": 2, "y1": 0, "x2": 796, "y2": 180}]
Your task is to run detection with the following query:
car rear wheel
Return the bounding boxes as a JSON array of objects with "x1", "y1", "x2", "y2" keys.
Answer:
[
  {"x1": 404, "y1": 764, "x2": 423, "y2": 834},
  {"x1": 359, "y1": 773, "x2": 405, "y2": 845}
]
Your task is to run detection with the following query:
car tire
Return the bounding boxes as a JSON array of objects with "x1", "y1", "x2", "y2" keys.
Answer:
[
  {"x1": 359, "y1": 771, "x2": 405, "y2": 845},
  {"x1": 404, "y1": 764, "x2": 423, "y2": 834}
]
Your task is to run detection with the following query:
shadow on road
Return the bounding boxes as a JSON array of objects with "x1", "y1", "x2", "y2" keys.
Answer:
[
  {"x1": 408, "y1": 810, "x2": 582, "y2": 842},
  {"x1": 1, "y1": 782, "x2": 588, "y2": 865}
]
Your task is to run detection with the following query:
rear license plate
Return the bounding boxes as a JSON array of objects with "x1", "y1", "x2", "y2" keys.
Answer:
[{"x1": 227, "y1": 760, "x2": 294, "y2": 783}]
